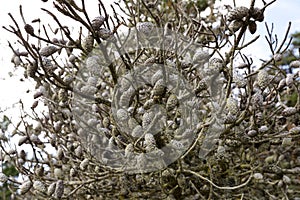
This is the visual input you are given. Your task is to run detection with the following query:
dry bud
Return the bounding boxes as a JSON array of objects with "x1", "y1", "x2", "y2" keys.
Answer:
[
  {"x1": 229, "y1": 20, "x2": 243, "y2": 33},
  {"x1": 136, "y1": 22, "x2": 155, "y2": 35},
  {"x1": 54, "y1": 180, "x2": 64, "y2": 199},
  {"x1": 236, "y1": 62, "x2": 249, "y2": 69},
  {"x1": 19, "y1": 181, "x2": 33, "y2": 195},
  {"x1": 166, "y1": 94, "x2": 178, "y2": 111},
  {"x1": 251, "y1": 92, "x2": 263, "y2": 107},
  {"x1": 151, "y1": 79, "x2": 166, "y2": 97},
  {"x1": 277, "y1": 79, "x2": 286, "y2": 91},
  {"x1": 282, "y1": 107, "x2": 297, "y2": 117},
  {"x1": 125, "y1": 143, "x2": 134, "y2": 157},
  {"x1": 35, "y1": 165, "x2": 44, "y2": 177},
  {"x1": 226, "y1": 97, "x2": 239, "y2": 114},
  {"x1": 224, "y1": 114, "x2": 236, "y2": 124},
  {"x1": 250, "y1": 7, "x2": 264, "y2": 22},
  {"x1": 144, "y1": 133, "x2": 156, "y2": 146},
  {"x1": 193, "y1": 50, "x2": 210, "y2": 63},
  {"x1": 0, "y1": 173, "x2": 8, "y2": 183},
  {"x1": 19, "y1": 150, "x2": 26, "y2": 160},
  {"x1": 56, "y1": 147, "x2": 64, "y2": 160},
  {"x1": 18, "y1": 136, "x2": 28, "y2": 146},
  {"x1": 13, "y1": 56, "x2": 21, "y2": 66},
  {"x1": 80, "y1": 158, "x2": 89, "y2": 170},
  {"x1": 170, "y1": 139, "x2": 184, "y2": 150},
  {"x1": 33, "y1": 180, "x2": 47, "y2": 193},
  {"x1": 98, "y1": 28, "x2": 113, "y2": 40},
  {"x1": 282, "y1": 175, "x2": 291, "y2": 184},
  {"x1": 54, "y1": 168, "x2": 64, "y2": 179},
  {"x1": 258, "y1": 125, "x2": 269, "y2": 133},
  {"x1": 116, "y1": 109, "x2": 129, "y2": 121},
  {"x1": 253, "y1": 172, "x2": 263, "y2": 180},
  {"x1": 132, "y1": 125, "x2": 143, "y2": 138},
  {"x1": 285, "y1": 74, "x2": 294, "y2": 86},
  {"x1": 47, "y1": 182, "x2": 56, "y2": 196},
  {"x1": 273, "y1": 53, "x2": 282, "y2": 61},
  {"x1": 257, "y1": 70, "x2": 269, "y2": 88},
  {"x1": 247, "y1": 130, "x2": 258, "y2": 137},
  {"x1": 151, "y1": 70, "x2": 163, "y2": 86},
  {"x1": 289, "y1": 60, "x2": 300, "y2": 68},
  {"x1": 142, "y1": 111, "x2": 155, "y2": 129},
  {"x1": 75, "y1": 146, "x2": 83, "y2": 158},
  {"x1": 289, "y1": 126, "x2": 300, "y2": 135},
  {"x1": 33, "y1": 91, "x2": 43, "y2": 99},
  {"x1": 30, "y1": 134, "x2": 42, "y2": 145},
  {"x1": 248, "y1": 20, "x2": 257, "y2": 34},
  {"x1": 91, "y1": 16, "x2": 105, "y2": 30},
  {"x1": 39, "y1": 46, "x2": 59, "y2": 57},
  {"x1": 70, "y1": 168, "x2": 77, "y2": 177},
  {"x1": 82, "y1": 34, "x2": 94, "y2": 53},
  {"x1": 24, "y1": 24, "x2": 34, "y2": 35},
  {"x1": 31, "y1": 101, "x2": 38, "y2": 109}
]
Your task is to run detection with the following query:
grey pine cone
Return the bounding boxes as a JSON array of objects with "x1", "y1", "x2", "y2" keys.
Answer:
[{"x1": 227, "y1": 6, "x2": 249, "y2": 22}]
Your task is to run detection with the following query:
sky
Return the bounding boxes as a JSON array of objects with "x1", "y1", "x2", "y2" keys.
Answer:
[{"x1": 0, "y1": 0, "x2": 300, "y2": 119}]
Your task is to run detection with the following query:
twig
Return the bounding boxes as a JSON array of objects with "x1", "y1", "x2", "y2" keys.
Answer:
[{"x1": 183, "y1": 169, "x2": 253, "y2": 190}]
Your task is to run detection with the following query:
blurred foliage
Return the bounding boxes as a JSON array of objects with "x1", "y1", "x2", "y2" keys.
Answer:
[
  {"x1": 0, "y1": 164, "x2": 19, "y2": 199},
  {"x1": 278, "y1": 31, "x2": 300, "y2": 68}
]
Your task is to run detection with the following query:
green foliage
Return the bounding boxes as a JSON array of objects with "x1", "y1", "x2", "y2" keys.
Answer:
[
  {"x1": 0, "y1": 164, "x2": 19, "y2": 199},
  {"x1": 291, "y1": 31, "x2": 300, "y2": 47},
  {"x1": 2, "y1": 164, "x2": 19, "y2": 177},
  {"x1": 278, "y1": 31, "x2": 300, "y2": 67}
]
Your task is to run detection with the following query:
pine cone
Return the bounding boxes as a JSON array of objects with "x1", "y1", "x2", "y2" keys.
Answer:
[
  {"x1": 226, "y1": 97, "x2": 239, "y2": 114},
  {"x1": 47, "y1": 182, "x2": 56, "y2": 196},
  {"x1": 33, "y1": 181, "x2": 47, "y2": 193},
  {"x1": 285, "y1": 74, "x2": 294, "y2": 86},
  {"x1": 0, "y1": 173, "x2": 8, "y2": 183},
  {"x1": 227, "y1": 6, "x2": 249, "y2": 22},
  {"x1": 54, "y1": 180, "x2": 64, "y2": 199},
  {"x1": 193, "y1": 49, "x2": 210, "y2": 63},
  {"x1": 166, "y1": 94, "x2": 178, "y2": 111},
  {"x1": 39, "y1": 46, "x2": 59, "y2": 57},
  {"x1": 82, "y1": 34, "x2": 94, "y2": 53},
  {"x1": 98, "y1": 28, "x2": 113, "y2": 40},
  {"x1": 282, "y1": 107, "x2": 297, "y2": 117},
  {"x1": 289, "y1": 126, "x2": 300, "y2": 135},
  {"x1": 136, "y1": 22, "x2": 155, "y2": 35},
  {"x1": 91, "y1": 16, "x2": 105, "y2": 30},
  {"x1": 19, "y1": 181, "x2": 33, "y2": 195},
  {"x1": 151, "y1": 79, "x2": 166, "y2": 97},
  {"x1": 257, "y1": 69, "x2": 269, "y2": 88},
  {"x1": 289, "y1": 60, "x2": 300, "y2": 68},
  {"x1": 80, "y1": 158, "x2": 89, "y2": 170},
  {"x1": 250, "y1": 7, "x2": 264, "y2": 22}
]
